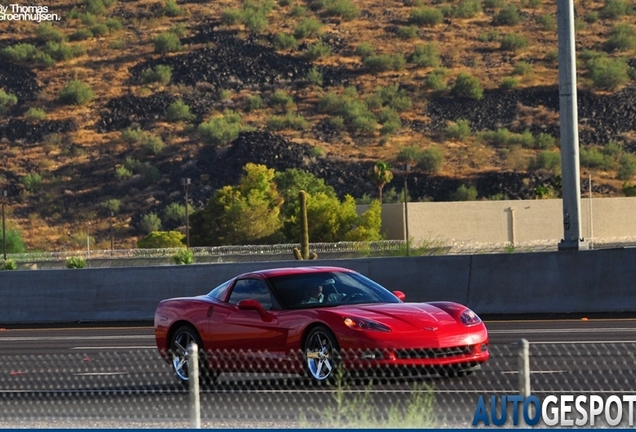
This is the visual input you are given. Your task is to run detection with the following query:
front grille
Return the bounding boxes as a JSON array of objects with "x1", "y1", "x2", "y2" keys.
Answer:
[{"x1": 394, "y1": 345, "x2": 473, "y2": 359}]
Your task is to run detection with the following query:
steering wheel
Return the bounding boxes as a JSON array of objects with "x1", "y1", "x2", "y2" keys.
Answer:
[{"x1": 343, "y1": 292, "x2": 364, "y2": 302}]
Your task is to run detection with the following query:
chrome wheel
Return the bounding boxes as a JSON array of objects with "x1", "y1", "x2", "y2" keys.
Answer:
[
  {"x1": 170, "y1": 326, "x2": 201, "y2": 384},
  {"x1": 304, "y1": 326, "x2": 339, "y2": 383}
]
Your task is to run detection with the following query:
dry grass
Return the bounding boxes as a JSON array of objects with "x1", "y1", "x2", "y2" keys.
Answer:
[{"x1": 0, "y1": 0, "x2": 634, "y2": 250}]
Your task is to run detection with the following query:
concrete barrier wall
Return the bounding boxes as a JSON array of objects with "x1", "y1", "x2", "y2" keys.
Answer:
[
  {"x1": 1, "y1": 248, "x2": 635, "y2": 324},
  {"x1": 371, "y1": 197, "x2": 636, "y2": 244}
]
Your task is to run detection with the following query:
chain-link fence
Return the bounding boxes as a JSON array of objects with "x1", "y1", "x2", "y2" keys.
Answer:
[{"x1": 2, "y1": 341, "x2": 636, "y2": 428}]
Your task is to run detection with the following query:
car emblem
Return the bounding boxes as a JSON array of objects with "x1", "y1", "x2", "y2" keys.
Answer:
[{"x1": 424, "y1": 326, "x2": 438, "y2": 331}]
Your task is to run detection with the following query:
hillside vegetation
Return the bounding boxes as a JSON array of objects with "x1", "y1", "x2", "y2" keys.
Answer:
[{"x1": 1, "y1": 0, "x2": 636, "y2": 251}]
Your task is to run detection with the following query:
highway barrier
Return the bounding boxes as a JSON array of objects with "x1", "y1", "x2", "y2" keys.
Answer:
[{"x1": 1, "y1": 247, "x2": 635, "y2": 324}]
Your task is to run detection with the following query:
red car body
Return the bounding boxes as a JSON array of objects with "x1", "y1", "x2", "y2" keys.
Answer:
[{"x1": 154, "y1": 266, "x2": 489, "y2": 384}]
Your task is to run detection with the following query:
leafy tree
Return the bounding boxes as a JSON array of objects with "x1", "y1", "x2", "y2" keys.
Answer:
[
  {"x1": 344, "y1": 199, "x2": 383, "y2": 241},
  {"x1": 370, "y1": 161, "x2": 394, "y2": 203},
  {"x1": 138, "y1": 212, "x2": 162, "y2": 235},
  {"x1": 189, "y1": 163, "x2": 283, "y2": 245},
  {"x1": 138, "y1": 231, "x2": 186, "y2": 248}
]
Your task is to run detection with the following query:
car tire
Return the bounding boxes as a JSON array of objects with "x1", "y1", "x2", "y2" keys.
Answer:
[
  {"x1": 303, "y1": 325, "x2": 340, "y2": 384},
  {"x1": 170, "y1": 325, "x2": 218, "y2": 386}
]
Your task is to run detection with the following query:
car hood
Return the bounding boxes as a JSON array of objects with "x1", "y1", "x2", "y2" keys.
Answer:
[{"x1": 331, "y1": 302, "x2": 460, "y2": 331}]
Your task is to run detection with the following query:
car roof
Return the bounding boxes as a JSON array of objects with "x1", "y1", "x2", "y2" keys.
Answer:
[{"x1": 237, "y1": 266, "x2": 354, "y2": 279}]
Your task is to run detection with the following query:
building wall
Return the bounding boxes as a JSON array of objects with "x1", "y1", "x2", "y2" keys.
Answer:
[{"x1": 370, "y1": 197, "x2": 636, "y2": 245}]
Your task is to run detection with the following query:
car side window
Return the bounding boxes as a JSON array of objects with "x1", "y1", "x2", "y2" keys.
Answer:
[
  {"x1": 208, "y1": 280, "x2": 231, "y2": 301},
  {"x1": 228, "y1": 279, "x2": 273, "y2": 310}
]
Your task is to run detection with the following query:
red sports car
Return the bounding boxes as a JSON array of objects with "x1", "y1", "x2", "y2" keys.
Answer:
[{"x1": 154, "y1": 266, "x2": 489, "y2": 385}]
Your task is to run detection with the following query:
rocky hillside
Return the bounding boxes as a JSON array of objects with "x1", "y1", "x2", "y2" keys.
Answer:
[{"x1": 1, "y1": 0, "x2": 635, "y2": 250}]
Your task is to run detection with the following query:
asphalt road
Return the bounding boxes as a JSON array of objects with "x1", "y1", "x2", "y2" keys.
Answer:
[{"x1": 1, "y1": 318, "x2": 635, "y2": 428}]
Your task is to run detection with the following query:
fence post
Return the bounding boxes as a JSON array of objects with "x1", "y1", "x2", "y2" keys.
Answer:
[
  {"x1": 189, "y1": 342, "x2": 201, "y2": 429},
  {"x1": 518, "y1": 338, "x2": 531, "y2": 397}
]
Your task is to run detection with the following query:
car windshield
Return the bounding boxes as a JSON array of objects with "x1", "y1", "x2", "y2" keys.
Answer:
[{"x1": 268, "y1": 271, "x2": 401, "y2": 309}]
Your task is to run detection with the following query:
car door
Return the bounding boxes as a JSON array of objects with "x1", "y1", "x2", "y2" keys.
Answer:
[{"x1": 207, "y1": 278, "x2": 288, "y2": 371}]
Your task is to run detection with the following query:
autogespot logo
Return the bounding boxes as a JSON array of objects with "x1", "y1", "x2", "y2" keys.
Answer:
[
  {"x1": 472, "y1": 395, "x2": 636, "y2": 427},
  {"x1": 0, "y1": 4, "x2": 60, "y2": 22}
]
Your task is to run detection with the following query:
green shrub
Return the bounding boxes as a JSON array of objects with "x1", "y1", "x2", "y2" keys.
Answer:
[
  {"x1": 499, "y1": 76, "x2": 520, "y2": 90},
  {"x1": 500, "y1": 33, "x2": 528, "y2": 51},
  {"x1": 141, "y1": 134, "x2": 165, "y2": 154},
  {"x1": 0, "y1": 90, "x2": 18, "y2": 113},
  {"x1": 304, "y1": 41, "x2": 332, "y2": 60},
  {"x1": 121, "y1": 127, "x2": 146, "y2": 143},
  {"x1": 69, "y1": 28, "x2": 94, "y2": 41},
  {"x1": 364, "y1": 54, "x2": 406, "y2": 72},
  {"x1": 425, "y1": 69, "x2": 449, "y2": 90},
  {"x1": 163, "y1": 0, "x2": 185, "y2": 16},
  {"x1": 452, "y1": 0, "x2": 482, "y2": 18},
  {"x1": 58, "y1": 80, "x2": 94, "y2": 105},
  {"x1": 323, "y1": 0, "x2": 359, "y2": 20},
  {"x1": 604, "y1": 23, "x2": 636, "y2": 52},
  {"x1": 172, "y1": 249, "x2": 194, "y2": 265},
  {"x1": 512, "y1": 61, "x2": 533, "y2": 76},
  {"x1": 622, "y1": 183, "x2": 636, "y2": 196},
  {"x1": 451, "y1": 72, "x2": 483, "y2": 99},
  {"x1": 290, "y1": 5, "x2": 307, "y2": 16},
  {"x1": 65, "y1": 257, "x2": 86, "y2": 269},
  {"x1": 600, "y1": 0, "x2": 632, "y2": 19},
  {"x1": 417, "y1": 146, "x2": 445, "y2": 173},
  {"x1": 141, "y1": 64, "x2": 172, "y2": 85},
  {"x1": 138, "y1": 231, "x2": 185, "y2": 248},
  {"x1": 166, "y1": 99, "x2": 195, "y2": 122},
  {"x1": 269, "y1": 90, "x2": 294, "y2": 111},
  {"x1": 529, "y1": 151, "x2": 561, "y2": 173},
  {"x1": 1, "y1": 43, "x2": 54, "y2": 66},
  {"x1": 1, "y1": 259, "x2": 17, "y2": 271},
  {"x1": 409, "y1": 43, "x2": 441, "y2": 67},
  {"x1": 242, "y1": 9, "x2": 269, "y2": 33},
  {"x1": 585, "y1": 11, "x2": 600, "y2": 23},
  {"x1": 587, "y1": 55, "x2": 629, "y2": 90},
  {"x1": 138, "y1": 212, "x2": 162, "y2": 235},
  {"x1": 580, "y1": 146, "x2": 613, "y2": 170},
  {"x1": 78, "y1": 12, "x2": 98, "y2": 26},
  {"x1": 450, "y1": 184, "x2": 478, "y2": 201},
  {"x1": 483, "y1": 0, "x2": 505, "y2": 7},
  {"x1": 537, "y1": 14, "x2": 556, "y2": 31},
  {"x1": 267, "y1": 113, "x2": 309, "y2": 131},
  {"x1": 494, "y1": 4, "x2": 521, "y2": 25},
  {"x1": 44, "y1": 41, "x2": 86, "y2": 61},
  {"x1": 445, "y1": 119, "x2": 471, "y2": 140},
  {"x1": 102, "y1": 198, "x2": 122, "y2": 214},
  {"x1": 355, "y1": 42, "x2": 375, "y2": 59},
  {"x1": 198, "y1": 110, "x2": 243, "y2": 146},
  {"x1": 273, "y1": 33, "x2": 299, "y2": 50},
  {"x1": 25, "y1": 107, "x2": 47, "y2": 121},
  {"x1": 245, "y1": 94, "x2": 264, "y2": 111},
  {"x1": 373, "y1": 84, "x2": 412, "y2": 112},
  {"x1": 618, "y1": 153, "x2": 636, "y2": 180},
  {"x1": 106, "y1": 18, "x2": 123, "y2": 30},
  {"x1": 294, "y1": 17, "x2": 322, "y2": 39},
  {"x1": 478, "y1": 128, "x2": 513, "y2": 146},
  {"x1": 84, "y1": 0, "x2": 113, "y2": 15},
  {"x1": 164, "y1": 202, "x2": 188, "y2": 224},
  {"x1": 478, "y1": 28, "x2": 501, "y2": 42},
  {"x1": 21, "y1": 173, "x2": 42, "y2": 192},
  {"x1": 306, "y1": 68, "x2": 323, "y2": 86},
  {"x1": 153, "y1": 32, "x2": 182, "y2": 54},
  {"x1": 221, "y1": 8, "x2": 243, "y2": 25},
  {"x1": 534, "y1": 133, "x2": 556, "y2": 149},
  {"x1": 397, "y1": 25, "x2": 419, "y2": 40},
  {"x1": 35, "y1": 23, "x2": 66, "y2": 43},
  {"x1": 89, "y1": 23, "x2": 109, "y2": 37},
  {"x1": 409, "y1": 7, "x2": 444, "y2": 26},
  {"x1": 115, "y1": 165, "x2": 133, "y2": 181}
]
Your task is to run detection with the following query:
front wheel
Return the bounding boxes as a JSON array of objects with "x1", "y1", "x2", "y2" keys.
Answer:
[
  {"x1": 303, "y1": 326, "x2": 340, "y2": 384},
  {"x1": 170, "y1": 325, "x2": 218, "y2": 386}
]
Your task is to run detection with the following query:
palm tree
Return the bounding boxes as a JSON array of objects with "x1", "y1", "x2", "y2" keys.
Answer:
[{"x1": 370, "y1": 161, "x2": 394, "y2": 203}]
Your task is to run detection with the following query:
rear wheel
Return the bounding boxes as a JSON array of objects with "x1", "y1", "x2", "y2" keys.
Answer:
[
  {"x1": 170, "y1": 325, "x2": 218, "y2": 386},
  {"x1": 303, "y1": 326, "x2": 340, "y2": 384}
]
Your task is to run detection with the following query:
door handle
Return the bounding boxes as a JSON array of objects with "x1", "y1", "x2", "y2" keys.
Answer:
[{"x1": 207, "y1": 306, "x2": 214, "y2": 317}]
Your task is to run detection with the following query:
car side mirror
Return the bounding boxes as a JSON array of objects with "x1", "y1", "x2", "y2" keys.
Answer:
[
  {"x1": 237, "y1": 299, "x2": 275, "y2": 322},
  {"x1": 393, "y1": 290, "x2": 406, "y2": 301}
]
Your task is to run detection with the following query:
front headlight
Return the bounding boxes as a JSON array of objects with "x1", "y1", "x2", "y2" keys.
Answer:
[
  {"x1": 459, "y1": 308, "x2": 482, "y2": 326},
  {"x1": 344, "y1": 317, "x2": 391, "y2": 332}
]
